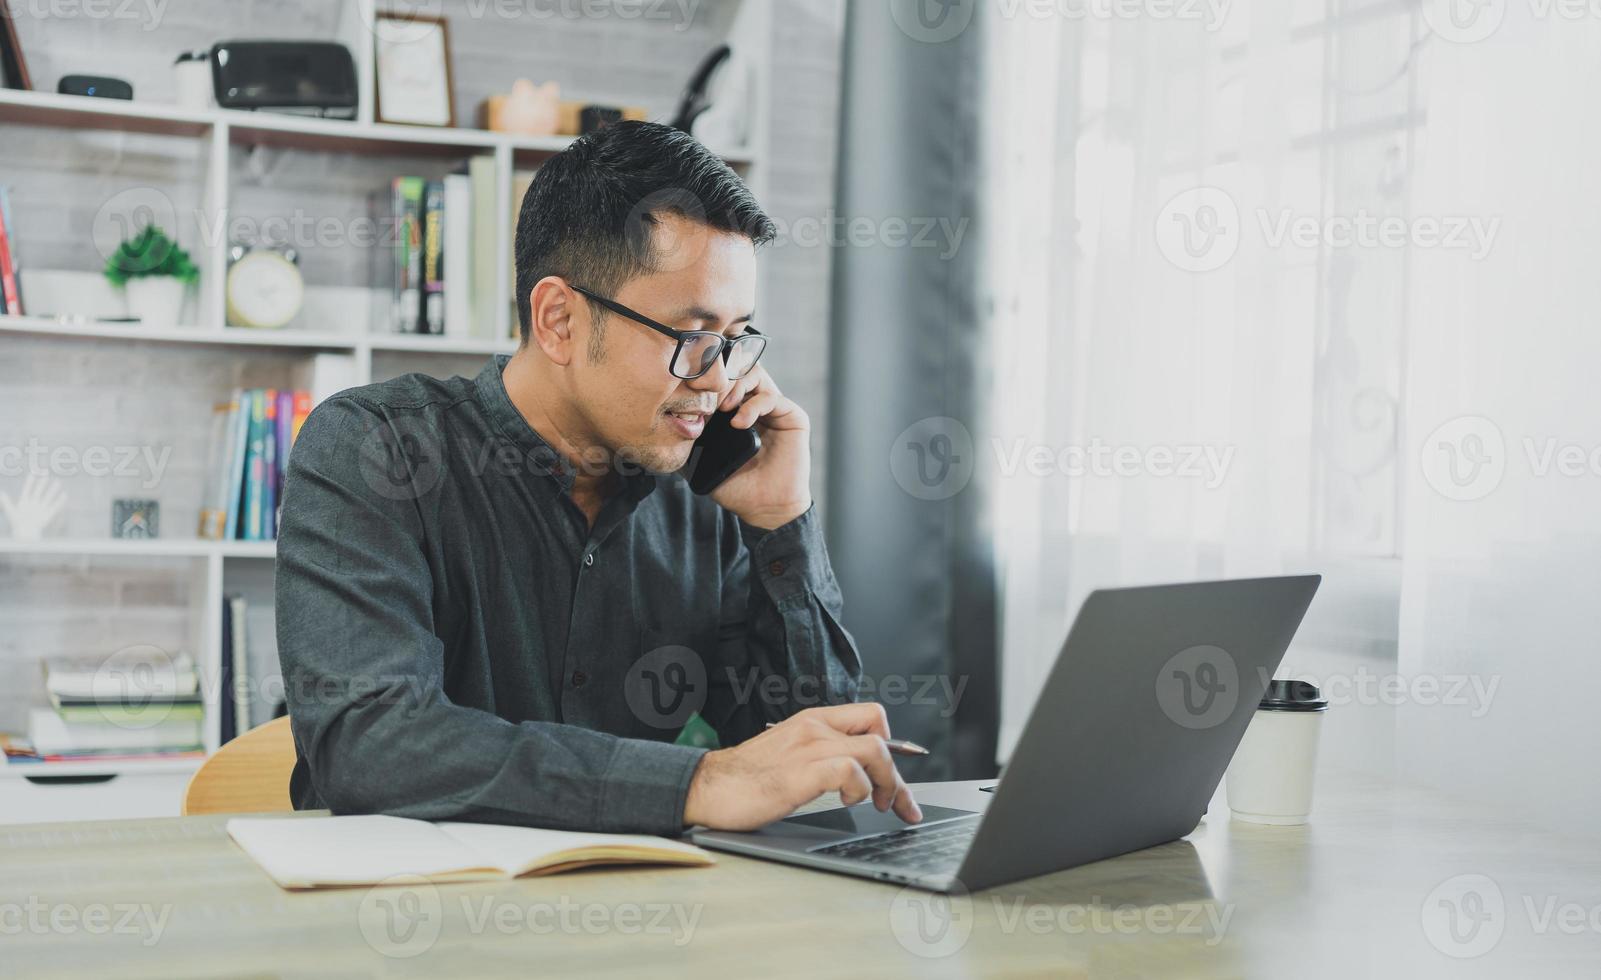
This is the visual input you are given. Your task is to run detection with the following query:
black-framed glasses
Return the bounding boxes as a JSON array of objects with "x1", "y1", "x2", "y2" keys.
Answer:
[{"x1": 571, "y1": 285, "x2": 767, "y2": 381}]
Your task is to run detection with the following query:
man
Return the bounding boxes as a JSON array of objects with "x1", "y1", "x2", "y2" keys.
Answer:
[{"x1": 276, "y1": 121, "x2": 922, "y2": 835}]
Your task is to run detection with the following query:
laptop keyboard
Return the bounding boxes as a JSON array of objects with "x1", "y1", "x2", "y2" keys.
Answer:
[{"x1": 812, "y1": 818, "x2": 978, "y2": 873}]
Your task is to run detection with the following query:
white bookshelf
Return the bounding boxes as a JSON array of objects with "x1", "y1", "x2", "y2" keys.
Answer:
[
  {"x1": 0, "y1": 313, "x2": 519, "y2": 356},
  {"x1": 0, "y1": 0, "x2": 786, "y2": 806},
  {"x1": 0, "y1": 88, "x2": 758, "y2": 164},
  {"x1": 0, "y1": 756, "x2": 204, "y2": 780},
  {"x1": 0, "y1": 538, "x2": 275, "y2": 559}
]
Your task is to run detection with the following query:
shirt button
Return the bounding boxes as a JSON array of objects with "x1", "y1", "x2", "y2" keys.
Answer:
[
  {"x1": 571, "y1": 670, "x2": 588, "y2": 687},
  {"x1": 768, "y1": 560, "x2": 787, "y2": 576},
  {"x1": 584, "y1": 552, "x2": 595, "y2": 567}
]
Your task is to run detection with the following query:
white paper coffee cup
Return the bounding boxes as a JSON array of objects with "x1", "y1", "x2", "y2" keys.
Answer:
[
  {"x1": 174, "y1": 51, "x2": 215, "y2": 111},
  {"x1": 1225, "y1": 679, "x2": 1327, "y2": 825}
]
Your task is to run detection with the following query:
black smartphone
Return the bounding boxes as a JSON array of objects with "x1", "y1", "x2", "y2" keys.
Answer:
[{"x1": 683, "y1": 409, "x2": 761, "y2": 495}]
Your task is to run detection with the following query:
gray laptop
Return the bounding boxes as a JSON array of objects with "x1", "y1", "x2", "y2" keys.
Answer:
[{"x1": 692, "y1": 575, "x2": 1320, "y2": 893}]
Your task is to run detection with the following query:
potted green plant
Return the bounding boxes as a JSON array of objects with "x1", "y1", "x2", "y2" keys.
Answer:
[{"x1": 104, "y1": 224, "x2": 199, "y2": 326}]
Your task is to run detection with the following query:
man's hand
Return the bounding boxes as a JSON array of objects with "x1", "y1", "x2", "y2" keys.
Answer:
[
  {"x1": 708, "y1": 364, "x2": 812, "y2": 530},
  {"x1": 682, "y1": 703, "x2": 923, "y2": 831}
]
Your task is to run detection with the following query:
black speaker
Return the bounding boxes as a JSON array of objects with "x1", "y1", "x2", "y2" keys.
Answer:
[
  {"x1": 210, "y1": 41, "x2": 356, "y2": 118},
  {"x1": 57, "y1": 75, "x2": 133, "y2": 99}
]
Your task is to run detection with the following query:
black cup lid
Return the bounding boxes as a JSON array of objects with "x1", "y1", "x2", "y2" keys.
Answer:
[
  {"x1": 1259, "y1": 679, "x2": 1327, "y2": 711},
  {"x1": 174, "y1": 50, "x2": 209, "y2": 64}
]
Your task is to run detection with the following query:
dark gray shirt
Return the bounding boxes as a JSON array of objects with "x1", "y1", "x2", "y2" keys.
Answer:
[{"x1": 275, "y1": 355, "x2": 861, "y2": 836}]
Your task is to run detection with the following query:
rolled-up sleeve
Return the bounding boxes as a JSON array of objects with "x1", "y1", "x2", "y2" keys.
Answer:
[{"x1": 276, "y1": 395, "x2": 706, "y2": 835}]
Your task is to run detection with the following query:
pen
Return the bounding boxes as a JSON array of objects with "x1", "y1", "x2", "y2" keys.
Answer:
[{"x1": 764, "y1": 722, "x2": 930, "y2": 756}]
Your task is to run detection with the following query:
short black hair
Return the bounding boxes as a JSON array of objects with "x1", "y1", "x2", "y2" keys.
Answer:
[{"x1": 513, "y1": 120, "x2": 775, "y2": 346}]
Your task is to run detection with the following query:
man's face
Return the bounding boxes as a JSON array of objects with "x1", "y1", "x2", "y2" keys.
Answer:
[{"x1": 570, "y1": 212, "x2": 758, "y2": 475}]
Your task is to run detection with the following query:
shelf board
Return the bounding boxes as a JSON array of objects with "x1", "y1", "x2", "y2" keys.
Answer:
[
  {"x1": 0, "y1": 539, "x2": 275, "y2": 559},
  {"x1": 1, "y1": 316, "x2": 519, "y2": 355},
  {"x1": 218, "y1": 541, "x2": 277, "y2": 559},
  {"x1": 0, "y1": 315, "x2": 360, "y2": 350},
  {"x1": 223, "y1": 109, "x2": 504, "y2": 157},
  {"x1": 0, "y1": 87, "x2": 211, "y2": 138},
  {"x1": 369, "y1": 334, "x2": 518, "y2": 355},
  {"x1": 0, "y1": 90, "x2": 758, "y2": 165},
  {"x1": 1, "y1": 756, "x2": 204, "y2": 779}
]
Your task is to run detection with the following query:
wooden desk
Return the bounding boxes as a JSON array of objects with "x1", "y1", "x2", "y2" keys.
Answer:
[{"x1": 3, "y1": 769, "x2": 1599, "y2": 978}]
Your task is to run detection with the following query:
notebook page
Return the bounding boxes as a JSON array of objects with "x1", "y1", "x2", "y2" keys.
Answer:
[
  {"x1": 228, "y1": 815, "x2": 493, "y2": 888},
  {"x1": 436, "y1": 822, "x2": 711, "y2": 876}
]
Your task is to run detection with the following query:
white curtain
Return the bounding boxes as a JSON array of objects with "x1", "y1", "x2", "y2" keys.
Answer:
[
  {"x1": 983, "y1": 2, "x2": 1601, "y2": 839},
  {"x1": 1398, "y1": 9, "x2": 1601, "y2": 842},
  {"x1": 984, "y1": 2, "x2": 1414, "y2": 756}
]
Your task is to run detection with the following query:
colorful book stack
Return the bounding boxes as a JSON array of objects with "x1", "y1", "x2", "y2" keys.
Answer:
[
  {"x1": 199, "y1": 388, "x2": 312, "y2": 541},
  {"x1": 0, "y1": 183, "x2": 26, "y2": 316},
  {"x1": 18, "y1": 650, "x2": 204, "y2": 764},
  {"x1": 374, "y1": 159, "x2": 503, "y2": 338}
]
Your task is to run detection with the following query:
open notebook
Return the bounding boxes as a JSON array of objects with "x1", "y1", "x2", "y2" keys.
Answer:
[{"x1": 228, "y1": 815, "x2": 714, "y2": 890}]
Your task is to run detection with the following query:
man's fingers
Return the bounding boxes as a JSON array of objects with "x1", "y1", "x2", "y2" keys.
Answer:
[
  {"x1": 814, "y1": 756, "x2": 873, "y2": 807},
  {"x1": 718, "y1": 374, "x2": 754, "y2": 412},
  {"x1": 839, "y1": 734, "x2": 907, "y2": 813},
  {"x1": 891, "y1": 783, "x2": 923, "y2": 823},
  {"x1": 719, "y1": 364, "x2": 772, "y2": 412},
  {"x1": 799, "y1": 703, "x2": 892, "y2": 739},
  {"x1": 780, "y1": 705, "x2": 925, "y2": 822},
  {"x1": 731, "y1": 390, "x2": 778, "y2": 429}
]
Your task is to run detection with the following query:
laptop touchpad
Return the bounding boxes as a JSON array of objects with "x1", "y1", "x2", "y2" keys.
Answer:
[{"x1": 779, "y1": 803, "x2": 976, "y2": 842}]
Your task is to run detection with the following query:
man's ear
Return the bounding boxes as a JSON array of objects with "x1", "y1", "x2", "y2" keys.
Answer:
[{"x1": 527, "y1": 277, "x2": 580, "y2": 365}]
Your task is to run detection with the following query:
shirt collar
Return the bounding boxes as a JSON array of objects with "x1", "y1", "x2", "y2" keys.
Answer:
[{"x1": 475, "y1": 355, "x2": 658, "y2": 503}]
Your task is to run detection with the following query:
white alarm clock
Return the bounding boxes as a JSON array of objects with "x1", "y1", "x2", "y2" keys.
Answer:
[{"x1": 226, "y1": 243, "x2": 304, "y2": 329}]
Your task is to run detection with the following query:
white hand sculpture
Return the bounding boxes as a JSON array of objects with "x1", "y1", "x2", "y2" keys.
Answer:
[{"x1": 0, "y1": 472, "x2": 67, "y2": 540}]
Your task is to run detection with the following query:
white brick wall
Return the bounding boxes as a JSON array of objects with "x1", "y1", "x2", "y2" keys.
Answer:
[
  {"x1": 0, "y1": 556, "x2": 197, "y2": 734},
  {"x1": 0, "y1": 1, "x2": 844, "y2": 755}
]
